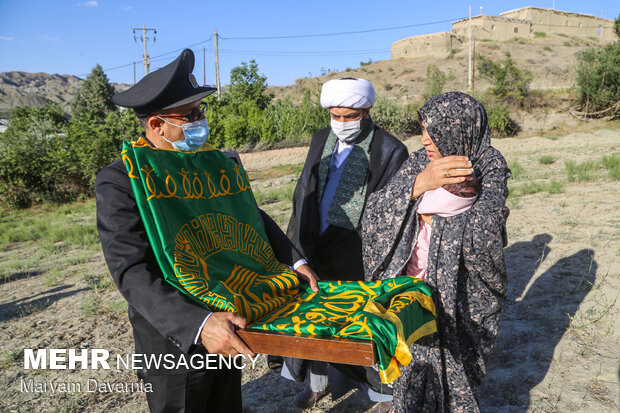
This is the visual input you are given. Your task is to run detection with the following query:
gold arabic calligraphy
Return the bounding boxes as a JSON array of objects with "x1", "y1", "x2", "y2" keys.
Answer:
[{"x1": 140, "y1": 163, "x2": 251, "y2": 201}]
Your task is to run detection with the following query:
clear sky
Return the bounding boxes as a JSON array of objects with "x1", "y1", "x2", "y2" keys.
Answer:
[{"x1": 0, "y1": 1, "x2": 617, "y2": 87}]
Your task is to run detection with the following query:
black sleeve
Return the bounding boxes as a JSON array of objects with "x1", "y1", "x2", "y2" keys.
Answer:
[
  {"x1": 260, "y1": 209, "x2": 304, "y2": 266},
  {"x1": 369, "y1": 130, "x2": 410, "y2": 192},
  {"x1": 95, "y1": 162, "x2": 209, "y2": 354},
  {"x1": 375, "y1": 141, "x2": 409, "y2": 191}
]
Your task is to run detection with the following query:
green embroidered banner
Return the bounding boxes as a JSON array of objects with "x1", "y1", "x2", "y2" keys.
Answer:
[
  {"x1": 122, "y1": 141, "x2": 437, "y2": 383},
  {"x1": 251, "y1": 276, "x2": 437, "y2": 383}
]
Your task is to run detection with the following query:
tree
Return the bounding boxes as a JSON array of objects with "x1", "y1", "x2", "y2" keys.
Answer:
[
  {"x1": 575, "y1": 41, "x2": 620, "y2": 111},
  {"x1": 71, "y1": 64, "x2": 117, "y2": 121},
  {"x1": 0, "y1": 104, "x2": 68, "y2": 207},
  {"x1": 614, "y1": 13, "x2": 620, "y2": 38},
  {"x1": 227, "y1": 60, "x2": 273, "y2": 110},
  {"x1": 477, "y1": 51, "x2": 533, "y2": 102},
  {"x1": 422, "y1": 65, "x2": 453, "y2": 101}
]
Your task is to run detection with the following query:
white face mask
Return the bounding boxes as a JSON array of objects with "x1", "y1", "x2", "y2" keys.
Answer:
[{"x1": 330, "y1": 117, "x2": 363, "y2": 143}]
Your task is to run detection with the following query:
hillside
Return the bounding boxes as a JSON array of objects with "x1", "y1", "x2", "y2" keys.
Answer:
[
  {"x1": 0, "y1": 71, "x2": 131, "y2": 114},
  {"x1": 269, "y1": 33, "x2": 605, "y2": 104}
]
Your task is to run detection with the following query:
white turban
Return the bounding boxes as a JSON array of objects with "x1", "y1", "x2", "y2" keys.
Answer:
[{"x1": 320, "y1": 78, "x2": 375, "y2": 109}]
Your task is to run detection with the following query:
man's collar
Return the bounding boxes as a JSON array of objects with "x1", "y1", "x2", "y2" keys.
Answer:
[
  {"x1": 140, "y1": 133, "x2": 156, "y2": 148},
  {"x1": 133, "y1": 134, "x2": 216, "y2": 152}
]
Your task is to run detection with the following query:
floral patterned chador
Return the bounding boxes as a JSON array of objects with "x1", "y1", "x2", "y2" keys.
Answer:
[{"x1": 361, "y1": 92, "x2": 511, "y2": 412}]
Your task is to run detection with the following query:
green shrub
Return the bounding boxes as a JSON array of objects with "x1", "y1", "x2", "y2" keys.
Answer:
[
  {"x1": 0, "y1": 104, "x2": 69, "y2": 207},
  {"x1": 518, "y1": 182, "x2": 545, "y2": 195},
  {"x1": 477, "y1": 51, "x2": 533, "y2": 103},
  {"x1": 263, "y1": 92, "x2": 328, "y2": 144},
  {"x1": 601, "y1": 153, "x2": 620, "y2": 180},
  {"x1": 206, "y1": 63, "x2": 328, "y2": 148},
  {"x1": 0, "y1": 64, "x2": 141, "y2": 209},
  {"x1": 565, "y1": 160, "x2": 600, "y2": 182},
  {"x1": 372, "y1": 97, "x2": 420, "y2": 137},
  {"x1": 254, "y1": 183, "x2": 296, "y2": 206},
  {"x1": 538, "y1": 155, "x2": 556, "y2": 164},
  {"x1": 486, "y1": 104, "x2": 519, "y2": 136},
  {"x1": 543, "y1": 46, "x2": 553, "y2": 52},
  {"x1": 80, "y1": 296, "x2": 99, "y2": 315},
  {"x1": 546, "y1": 180, "x2": 565, "y2": 194},
  {"x1": 566, "y1": 154, "x2": 620, "y2": 181},
  {"x1": 575, "y1": 41, "x2": 620, "y2": 111},
  {"x1": 508, "y1": 160, "x2": 524, "y2": 179},
  {"x1": 223, "y1": 114, "x2": 250, "y2": 148},
  {"x1": 422, "y1": 65, "x2": 451, "y2": 101},
  {"x1": 534, "y1": 31, "x2": 546, "y2": 38},
  {"x1": 513, "y1": 180, "x2": 564, "y2": 196}
]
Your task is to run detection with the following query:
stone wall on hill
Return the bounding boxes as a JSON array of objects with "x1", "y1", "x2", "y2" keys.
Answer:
[{"x1": 392, "y1": 6, "x2": 615, "y2": 59}]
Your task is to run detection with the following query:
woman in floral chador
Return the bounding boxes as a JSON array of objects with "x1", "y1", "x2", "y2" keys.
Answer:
[{"x1": 361, "y1": 92, "x2": 511, "y2": 412}]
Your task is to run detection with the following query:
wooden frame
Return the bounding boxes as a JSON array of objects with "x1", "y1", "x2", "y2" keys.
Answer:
[{"x1": 238, "y1": 329, "x2": 376, "y2": 366}]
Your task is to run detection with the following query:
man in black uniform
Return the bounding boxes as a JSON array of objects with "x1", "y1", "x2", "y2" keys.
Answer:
[
  {"x1": 96, "y1": 48, "x2": 317, "y2": 413},
  {"x1": 284, "y1": 78, "x2": 408, "y2": 408}
]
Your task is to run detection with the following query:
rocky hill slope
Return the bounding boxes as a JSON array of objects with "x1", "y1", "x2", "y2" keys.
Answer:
[
  {"x1": 0, "y1": 71, "x2": 130, "y2": 114},
  {"x1": 270, "y1": 33, "x2": 605, "y2": 104}
]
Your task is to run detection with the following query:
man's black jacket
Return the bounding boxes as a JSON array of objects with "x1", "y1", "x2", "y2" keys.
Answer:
[{"x1": 96, "y1": 157, "x2": 303, "y2": 375}]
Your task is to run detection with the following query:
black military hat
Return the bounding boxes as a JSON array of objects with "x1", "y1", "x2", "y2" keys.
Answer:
[{"x1": 112, "y1": 48, "x2": 216, "y2": 117}]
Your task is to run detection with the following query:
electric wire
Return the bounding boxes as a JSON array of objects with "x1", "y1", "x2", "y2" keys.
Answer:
[
  {"x1": 217, "y1": 18, "x2": 464, "y2": 40},
  {"x1": 80, "y1": 17, "x2": 614, "y2": 77}
]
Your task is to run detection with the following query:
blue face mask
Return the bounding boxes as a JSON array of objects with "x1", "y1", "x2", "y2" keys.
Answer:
[{"x1": 159, "y1": 118, "x2": 209, "y2": 151}]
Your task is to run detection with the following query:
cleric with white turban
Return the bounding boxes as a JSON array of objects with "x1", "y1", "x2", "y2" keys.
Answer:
[
  {"x1": 320, "y1": 77, "x2": 376, "y2": 109},
  {"x1": 283, "y1": 75, "x2": 408, "y2": 408}
]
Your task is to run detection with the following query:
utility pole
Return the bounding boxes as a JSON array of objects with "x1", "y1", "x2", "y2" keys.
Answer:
[
  {"x1": 214, "y1": 29, "x2": 221, "y2": 99},
  {"x1": 468, "y1": 5, "x2": 472, "y2": 91},
  {"x1": 132, "y1": 24, "x2": 157, "y2": 76},
  {"x1": 203, "y1": 47, "x2": 206, "y2": 86},
  {"x1": 133, "y1": 62, "x2": 136, "y2": 85},
  {"x1": 472, "y1": 41, "x2": 476, "y2": 93}
]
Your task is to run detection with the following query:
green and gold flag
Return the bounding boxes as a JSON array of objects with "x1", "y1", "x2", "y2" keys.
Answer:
[
  {"x1": 122, "y1": 140, "x2": 436, "y2": 383},
  {"x1": 251, "y1": 277, "x2": 436, "y2": 383}
]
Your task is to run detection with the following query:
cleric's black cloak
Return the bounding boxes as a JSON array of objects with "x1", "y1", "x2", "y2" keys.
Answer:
[{"x1": 287, "y1": 123, "x2": 408, "y2": 282}]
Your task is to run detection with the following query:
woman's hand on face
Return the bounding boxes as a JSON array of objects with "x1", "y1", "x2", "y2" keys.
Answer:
[{"x1": 412, "y1": 156, "x2": 473, "y2": 199}]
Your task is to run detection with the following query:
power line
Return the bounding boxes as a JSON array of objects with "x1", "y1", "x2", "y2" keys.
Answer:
[
  {"x1": 80, "y1": 17, "x2": 614, "y2": 78},
  {"x1": 150, "y1": 36, "x2": 213, "y2": 60},
  {"x1": 217, "y1": 18, "x2": 464, "y2": 40},
  {"x1": 77, "y1": 36, "x2": 214, "y2": 77},
  {"x1": 216, "y1": 47, "x2": 389, "y2": 57}
]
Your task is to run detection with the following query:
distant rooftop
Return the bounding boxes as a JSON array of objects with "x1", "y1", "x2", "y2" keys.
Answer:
[{"x1": 500, "y1": 6, "x2": 600, "y2": 19}]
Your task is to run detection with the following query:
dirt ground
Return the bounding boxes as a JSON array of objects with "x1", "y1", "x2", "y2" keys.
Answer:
[{"x1": 0, "y1": 125, "x2": 618, "y2": 413}]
